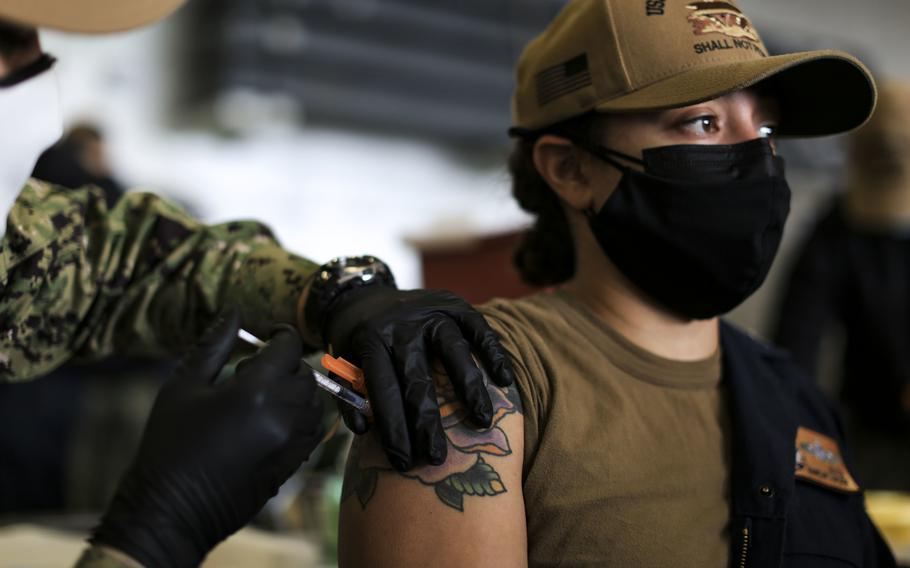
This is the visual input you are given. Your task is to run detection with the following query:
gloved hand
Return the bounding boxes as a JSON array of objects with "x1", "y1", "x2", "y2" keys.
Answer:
[
  {"x1": 91, "y1": 310, "x2": 324, "y2": 568},
  {"x1": 323, "y1": 286, "x2": 515, "y2": 471}
]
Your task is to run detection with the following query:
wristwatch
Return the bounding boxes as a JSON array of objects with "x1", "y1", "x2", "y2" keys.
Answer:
[{"x1": 303, "y1": 256, "x2": 396, "y2": 345}]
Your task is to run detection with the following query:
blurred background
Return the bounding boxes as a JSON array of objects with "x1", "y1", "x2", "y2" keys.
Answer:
[{"x1": 2, "y1": 0, "x2": 910, "y2": 565}]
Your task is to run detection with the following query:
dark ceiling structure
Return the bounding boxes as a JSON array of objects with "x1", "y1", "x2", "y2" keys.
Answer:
[{"x1": 185, "y1": 0, "x2": 566, "y2": 146}]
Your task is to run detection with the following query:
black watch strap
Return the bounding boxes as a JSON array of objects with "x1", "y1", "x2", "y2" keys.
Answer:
[{"x1": 304, "y1": 256, "x2": 396, "y2": 343}]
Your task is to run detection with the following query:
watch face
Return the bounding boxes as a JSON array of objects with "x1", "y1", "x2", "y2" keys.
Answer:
[
  {"x1": 305, "y1": 256, "x2": 396, "y2": 338},
  {"x1": 336, "y1": 255, "x2": 376, "y2": 268},
  {"x1": 337, "y1": 258, "x2": 385, "y2": 285},
  {"x1": 321, "y1": 256, "x2": 393, "y2": 288}
]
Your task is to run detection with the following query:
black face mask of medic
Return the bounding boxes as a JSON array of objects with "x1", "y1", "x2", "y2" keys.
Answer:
[{"x1": 573, "y1": 136, "x2": 791, "y2": 320}]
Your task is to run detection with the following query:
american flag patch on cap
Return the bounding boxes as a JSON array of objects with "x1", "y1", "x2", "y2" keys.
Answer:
[{"x1": 535, "y1": 54, "x2": 593, "y2": 106}]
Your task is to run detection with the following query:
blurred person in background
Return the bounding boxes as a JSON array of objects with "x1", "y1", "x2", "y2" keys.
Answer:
[
  {"x1": 339, "y1": 0, "x2": 895, "y2": 566},
  {"x1": 774, "y1": 81, "x2": 910, "y2": 491},
  {"x1": 1, "y1": 121, "x2": 151, "y2": 516},
  {"x1": 33, "y1": 122, "x2": 126, "y2": 208}
]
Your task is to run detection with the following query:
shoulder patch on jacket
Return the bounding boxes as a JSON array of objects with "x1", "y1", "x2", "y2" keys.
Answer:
[{"x1": 795, "y1": 426, "x2": 860, "y2": 493}]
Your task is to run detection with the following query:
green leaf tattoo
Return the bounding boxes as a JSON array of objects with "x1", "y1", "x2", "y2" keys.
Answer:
[
  {"x1": 435, "y1": 458, "x2": 507, "y2": 512},
  {"x1": 354, "y1": 469, "x2": 378, "y2": 508},
  {"x1": 342, "y1": 441, "x2": 378, "y2": 509},
  {"x1": 435, "y1": 479, "x2": 464, "y2": 511},
  {"x1": 342, "y1": 381, "x2": 523, "y2": 512}
]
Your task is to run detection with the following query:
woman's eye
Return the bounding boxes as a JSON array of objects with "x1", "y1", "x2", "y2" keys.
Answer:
[
  {"x1": 758, "y1": 124, "x2": 776, "y2": 138},
  {"x1": 683, "y1": 116, "x2": 718, "y2": 136}
]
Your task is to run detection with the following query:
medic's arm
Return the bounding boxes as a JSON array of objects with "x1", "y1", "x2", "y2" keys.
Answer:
[
  {"x1": 338, "y1": 365, "x2": 527, "y2": 568},
  {"x1": 0, "y1": 180, "x2": 317, "y2": 381}
]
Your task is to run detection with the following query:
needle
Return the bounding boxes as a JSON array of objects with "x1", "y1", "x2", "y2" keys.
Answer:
[{"x1": 236, "y1": 329, "x2": 372, "y2": 417}]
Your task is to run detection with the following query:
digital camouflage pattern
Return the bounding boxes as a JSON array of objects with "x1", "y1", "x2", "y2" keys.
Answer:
[{"x1": 0, "y1": 179, "x2": 318, "y2": 381}]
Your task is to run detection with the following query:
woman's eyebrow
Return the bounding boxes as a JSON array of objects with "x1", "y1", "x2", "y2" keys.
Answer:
[{"x1": 655, "y1": 105, "x2": 710, "y2": 126}]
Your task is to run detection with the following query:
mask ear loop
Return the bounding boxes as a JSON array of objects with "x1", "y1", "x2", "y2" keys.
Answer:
[
  {"x1": 573, "y1": 140, "x2": 648, "y2": 222},
  {"x1": 569, "y1": 138, "x2": 643, "y2": 173},
  {"x1": 508, "y1": 127, "x2": 641, "y2": 218},
  {"x1": 508, "y1": 126, "x2": 643, "y2": 169}
]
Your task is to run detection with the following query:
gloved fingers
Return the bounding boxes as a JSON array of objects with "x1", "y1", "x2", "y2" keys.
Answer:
[
  {"x1": 289, "y1": 422, "x2": 326, "y2": 470},
  {"x1": 393, "y1": 333, "x2": 448, "y2": 467},
  {"x1": 339, "y1": 398, "x2": 370, "y2": 435},
  {"x1": 429, "y1": 319, "x2": 494, "y2": 427},
  {"x1": 296, "y1": 394, "x2": 326, "y2": 441},
  {"x1": 281, "y1": 396, "x2": 326, "y2": 472},
  {"x1": 234, "y1": 355, "x2": 255, "y2": 375},
  {"x1": 323, "y1": 369, "x2": 370, "y2": 434},
  {"x1": 457, "y1": 312, "x2": 516, "y2": 387},
  {"x1": 359, "y1": 339, "x2": 413, "y2": 471},
  {"x1": 269, "y1": 365, "x2": 321, "y2": 417},
  {"x1": 256, "y1": 371, "x2": 322, "y2": 455},
  {"x1": 259, "y1": 416, "x2": 324, "y2": 500},
  {"x1": 237, "y1": 326, "x2": 304, "y2": 381},
  {"x1": 178, "y1": 308, "x2": 242, "y2": 386},
  {"x1": 234, "y1": 325, "x2": 296, "y2": 374}
]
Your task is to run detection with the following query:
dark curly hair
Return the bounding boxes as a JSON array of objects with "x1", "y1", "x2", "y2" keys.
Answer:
[
  {"x1": 0, "y1": 21, "x2": 37, "y2": 60},
  {"x1": 510, "y1": 113, "x2": 605, "y2": 286}
]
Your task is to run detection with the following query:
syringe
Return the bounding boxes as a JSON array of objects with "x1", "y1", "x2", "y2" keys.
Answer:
[{"x1": 237, "y1": 329, "x2": 372, "y2": 417}]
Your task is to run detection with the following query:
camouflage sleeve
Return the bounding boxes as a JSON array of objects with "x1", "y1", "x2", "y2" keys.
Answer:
[
  {"x1": 73, "y1": 547, "x2": 142, "y2": 568},
  {"x1": 0, "y1": 180, "x2": 319, "y2": 381}
]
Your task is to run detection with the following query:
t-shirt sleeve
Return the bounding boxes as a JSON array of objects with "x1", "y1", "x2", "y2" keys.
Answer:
[{"x1": 480, "y1": 298, "x2": 552, "y2": 477}]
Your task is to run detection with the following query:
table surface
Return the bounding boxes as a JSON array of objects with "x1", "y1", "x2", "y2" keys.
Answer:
[{"x1": 0, "y1": 522, "x2": 324, "y2": 568}]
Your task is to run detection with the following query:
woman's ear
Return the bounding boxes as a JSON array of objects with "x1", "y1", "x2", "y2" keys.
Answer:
[{"x1": 532, "y1": 135, "x2": 594, "y2": 212}]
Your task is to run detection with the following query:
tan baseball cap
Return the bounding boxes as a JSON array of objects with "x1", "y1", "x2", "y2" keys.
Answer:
[
  {"x1": 0, "y1": 0, "x2": 189, "y2": 34},
  {"x1": 512, "y1": 0, "x2": 877, "y2": 137}
]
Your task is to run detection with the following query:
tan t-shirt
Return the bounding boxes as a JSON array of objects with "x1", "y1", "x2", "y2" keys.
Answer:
[{"x1": 480, "y1": 291, "x2": 731, "y2": 567}]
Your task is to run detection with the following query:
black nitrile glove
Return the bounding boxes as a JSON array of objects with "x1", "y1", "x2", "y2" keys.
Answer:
[
  {"x1": 323, "y1": 286, "x2": 515, "y2": 471},
  {"x1": 91, "y1": 310, "x2": 324, "y2": 568}
]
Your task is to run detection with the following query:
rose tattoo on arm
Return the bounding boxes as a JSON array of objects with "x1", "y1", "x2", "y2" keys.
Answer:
[{"x1": 342, "y1": 372, "x2": 523, "y2": 512}]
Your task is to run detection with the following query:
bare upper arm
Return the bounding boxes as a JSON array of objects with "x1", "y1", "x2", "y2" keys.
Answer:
[{"x1": 339, "y1": 372, "x2": 527, "y2": 568}]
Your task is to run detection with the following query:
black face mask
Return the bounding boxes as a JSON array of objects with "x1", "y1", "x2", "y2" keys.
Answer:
[{"x1": 574, "y1": 137, "x2": 791, "y2": 320}]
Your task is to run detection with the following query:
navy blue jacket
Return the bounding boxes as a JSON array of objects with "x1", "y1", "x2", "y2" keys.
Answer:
[{"x1": 722, "y1": 322, "x2": 896, "y2": 567}]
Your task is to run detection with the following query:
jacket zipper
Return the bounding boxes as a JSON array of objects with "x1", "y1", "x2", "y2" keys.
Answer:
[{"x1": 738, "y1": 518, "x2": 752, "y2": 568}]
